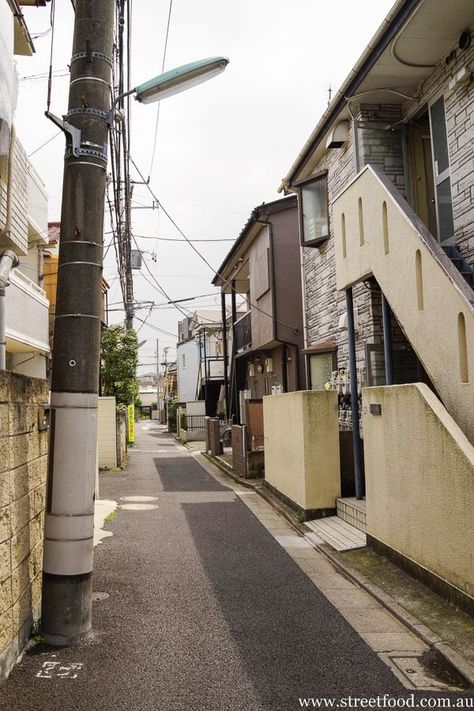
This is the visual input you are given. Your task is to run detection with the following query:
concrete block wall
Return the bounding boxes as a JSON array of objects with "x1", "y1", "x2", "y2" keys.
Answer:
[
  {"x1": 209, "y1": 419, "x2": 221, "y2": 457},
  {"x1": 231, "y1": 425, "x2": 247, "y2": 478},
  {"x1": 0, "y1": 372, "x2": 48, "y2": 680},
  {"x1": 116, "y1": 409, "x2": 127, "y2": 469}
]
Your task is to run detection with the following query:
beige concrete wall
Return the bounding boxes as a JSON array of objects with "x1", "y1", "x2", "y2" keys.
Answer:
[
  {"x1": 363, "y1": 383, "x2": 474, "y2": 601},
  {"x1": 0, "y1": 372, "x2": 48, "y2": 680},
  {"x1": 333, "y1": 165, "x2": 474, "y2": 443},
  {"x1": 97, "y1": 397, "x2": 117, "y2": 469},
  {"x1": 263, "y1": 391, "x2": 340, "y2": 512}
]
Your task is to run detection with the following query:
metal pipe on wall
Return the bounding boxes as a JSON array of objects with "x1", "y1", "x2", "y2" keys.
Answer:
[
  {"x1": 346, "y1": 287, "x2": 364, "y2": 500},
  {"x1": 381, "y1": 292, "x2": 394, "y2": 385}
]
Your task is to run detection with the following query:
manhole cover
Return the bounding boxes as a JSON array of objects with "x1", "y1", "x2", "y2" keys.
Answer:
[
  {"x1": 92, "y1": 592, "x2": 109, "y2": 602},
  {"x1": 120, "y1": 496, "x2": 158, "y2": 502},
  {"x1": 121, "y1": 503, "x2": 158, "y2": 511}
]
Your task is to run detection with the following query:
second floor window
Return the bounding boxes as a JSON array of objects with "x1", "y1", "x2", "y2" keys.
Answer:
[{"x1": 300, "y1": 173, "x2": 329, "y2": 247}]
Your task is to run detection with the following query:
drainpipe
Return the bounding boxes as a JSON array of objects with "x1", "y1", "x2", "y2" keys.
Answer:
[
  {"x1": 345, "y1": 287, "x2": 364, "y2": 500},
  {"x1": 231, "y1": 280, "x2": 240, "y2": 423},
  {"x1": 0, "y1": 250, "x2": 20, "y2": 370},
  {"x1": 220, "y1": 291, "x2": 229, "y2": 419},
  {"x1": 381, "y1": 293, "x2": 394, "y2": 385}
]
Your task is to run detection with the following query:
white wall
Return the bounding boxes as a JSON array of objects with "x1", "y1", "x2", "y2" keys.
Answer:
[{"x1": 177, "y1": 339, "x2": 199, "y2": 402}]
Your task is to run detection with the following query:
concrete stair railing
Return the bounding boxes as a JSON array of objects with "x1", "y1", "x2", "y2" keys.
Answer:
[{"x1": 333, "y1": 164, "x2": 474, "y2": 443}]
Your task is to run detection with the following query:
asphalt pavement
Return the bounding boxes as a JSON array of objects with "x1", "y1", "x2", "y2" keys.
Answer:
[{"x1": 0, "y1": 422, "x2": 461, "y2": 710}]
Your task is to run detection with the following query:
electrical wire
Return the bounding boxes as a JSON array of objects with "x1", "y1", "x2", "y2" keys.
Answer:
[
  {"x1": 134, "y1": 316, "x2": 177, "y2": 338},
  {"x1": 46, "y1": 0, "x2": 57, "y2": 112},
  {"x1": 28, "y1": 130, "x2": 62, "y2": 158},
  {"x1": 129, "y1": 156, "x2": 299, "y2": 334},
  {"x1": 148, "y1": 0, "x2": 174, "y2": 180}
]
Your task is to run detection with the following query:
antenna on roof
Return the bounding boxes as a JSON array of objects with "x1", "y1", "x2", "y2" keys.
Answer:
[{"x1": 328, "y1": 83, "x2": 332, "y2": 106}]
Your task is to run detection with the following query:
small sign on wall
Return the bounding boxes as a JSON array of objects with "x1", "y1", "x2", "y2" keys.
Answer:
[{"x1": 127, "y1": 404, "x2": 135, "y2": 443}]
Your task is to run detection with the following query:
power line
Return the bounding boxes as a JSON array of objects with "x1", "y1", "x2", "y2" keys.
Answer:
[
  {"x1": 28, "y1": 131, "x2": 62, "y2": 158},
  {"x1": 134, "y1": 315, "x2": 177, "y2": 339},
  {"x1": 148, "y1": 0, "x2": 174, "y2": 179},
  {"x1": 129, "y1": 156, "x2": 299, "y2": 334}
]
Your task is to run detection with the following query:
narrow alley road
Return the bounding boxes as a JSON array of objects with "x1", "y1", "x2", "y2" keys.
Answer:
[{"x1": 1, "y1": 423, "x2": 422, "y2": 710}]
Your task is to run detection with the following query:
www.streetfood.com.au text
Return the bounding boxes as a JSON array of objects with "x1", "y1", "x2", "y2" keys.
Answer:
[{"x1": 298, "y1": 695, "x2": 474, "y2": 709}]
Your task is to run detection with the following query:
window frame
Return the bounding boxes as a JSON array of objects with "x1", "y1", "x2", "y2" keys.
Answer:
[{"x1": 296, "y1": 170, "x2": 330, "y2": 248}]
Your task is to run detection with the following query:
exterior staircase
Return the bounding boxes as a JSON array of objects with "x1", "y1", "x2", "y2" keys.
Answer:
[
  {"x1": 443, "y1": 245, "x2": 474, "y2": 289},
  {"x1": 333, "y1": 164, "x2": 474, "y2": 443}
]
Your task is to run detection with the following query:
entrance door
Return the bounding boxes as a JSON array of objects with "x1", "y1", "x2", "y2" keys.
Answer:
[{"x1": 411, "y1": 115, "x2": 438, "y2": 237}]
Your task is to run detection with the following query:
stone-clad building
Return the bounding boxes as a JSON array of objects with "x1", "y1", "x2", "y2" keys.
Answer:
[{"x1": 269, "y1": 0, "x2": 474, "y2": 612}]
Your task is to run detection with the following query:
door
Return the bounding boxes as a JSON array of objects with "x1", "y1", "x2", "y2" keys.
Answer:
[{"x1": 411, "y1": 115, "x2": 438, "y2": 238}]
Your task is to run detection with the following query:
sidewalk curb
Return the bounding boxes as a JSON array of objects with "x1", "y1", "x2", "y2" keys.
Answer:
[{"x1": 202, "y1": 452, "x2": 474, "y2": 688}]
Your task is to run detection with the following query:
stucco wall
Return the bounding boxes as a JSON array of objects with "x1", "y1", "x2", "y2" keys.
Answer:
[
  {"x1": 263, "y1": 391, "x2": 340, "y2": 513},
  {"x1": 333, "y1": 165, "x2": 474, "y2": 443},
  {"x1": 0, "y1": 372, "x2": 48, "y2": 680},
  {"x1": 363, "y1": 383, "x2": 474, "y2": 603}
]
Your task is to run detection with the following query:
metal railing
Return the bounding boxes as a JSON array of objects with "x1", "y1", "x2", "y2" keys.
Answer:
[{"x1": 185, "y1": 415, "x2": 207, "y2": 431}]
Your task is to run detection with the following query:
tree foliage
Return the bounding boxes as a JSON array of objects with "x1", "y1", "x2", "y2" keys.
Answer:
[{"x1": 100, "y1": 325, "x2": 139, "y2": 406}]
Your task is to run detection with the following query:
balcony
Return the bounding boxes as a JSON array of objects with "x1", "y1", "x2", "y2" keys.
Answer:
[
  {"x1": 27, "y1": 163, "x2": 48, "y2": 244},
  {"x1": 234, "y1": 311, "x2": 251, "y2": 351},
  {"x1": 5, "y1": 269, "x2": 50, "y2": 354}
]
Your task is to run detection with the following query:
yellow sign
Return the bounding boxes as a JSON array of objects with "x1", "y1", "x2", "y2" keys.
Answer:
[{"x1": 127, "y1": 404, "x2": 135, "y2": 443}]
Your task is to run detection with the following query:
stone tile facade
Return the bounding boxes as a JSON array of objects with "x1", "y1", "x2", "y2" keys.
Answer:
[
  {"x1": 301, "y1": 39, "x2": 474, "y2": 384},
  {"x1": 0, "y1": 373, "x2": 48, "y2": 680},
  {"x1": 405, "y1": 42, "x2": 474, "y2": 263}
]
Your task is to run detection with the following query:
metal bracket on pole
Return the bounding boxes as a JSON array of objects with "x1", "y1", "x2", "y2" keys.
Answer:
[{"x1": 45, "y1": 111, "x2": 108, "y2": 161}]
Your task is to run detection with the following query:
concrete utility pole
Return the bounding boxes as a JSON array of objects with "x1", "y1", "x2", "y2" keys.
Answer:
[{"x1": 42, "y1": 0, "x2": 115, "y2": 646}]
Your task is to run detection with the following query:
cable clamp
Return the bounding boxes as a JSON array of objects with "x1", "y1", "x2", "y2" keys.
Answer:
[{"x1": 71, "y1": 51, "x2": 113, "y2": 67}]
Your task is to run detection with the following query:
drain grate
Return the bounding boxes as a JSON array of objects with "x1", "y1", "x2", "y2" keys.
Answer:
[{"x1": 383, "y1": 651, "x2": 469, "y2": 691}]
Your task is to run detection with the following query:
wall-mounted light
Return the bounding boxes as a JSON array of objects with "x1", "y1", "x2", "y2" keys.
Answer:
[{"x1": 326, "y1": 120, "x2": 350, "y2": 149}]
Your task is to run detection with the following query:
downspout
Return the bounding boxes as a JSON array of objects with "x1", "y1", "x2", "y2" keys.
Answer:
[{"x1": 0, "y1": 250, "x2": 20, "y2": 370}]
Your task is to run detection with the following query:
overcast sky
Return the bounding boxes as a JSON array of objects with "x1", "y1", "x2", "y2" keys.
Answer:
[{"x1": 16, "y1": 0, "x2": 394, "y2": 371}]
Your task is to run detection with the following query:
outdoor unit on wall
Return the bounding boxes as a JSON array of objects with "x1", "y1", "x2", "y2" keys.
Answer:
[
  {"x1": 265, "y1": 357, "x2": 273, "y2": 373},
  {"x1": 271, "y1": 384, "x2": 283, "y2": 395},
  {"x1": 248, "y1": 364, "x2": 255, "y2": 377}
]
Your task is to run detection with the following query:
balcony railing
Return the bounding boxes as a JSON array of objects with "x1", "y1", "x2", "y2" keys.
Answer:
[
  {"x1": 234, "y1": 311, "x2": 251, "y2": 351},
  {"x1": 5, "y1": 269, "x2": 50, "y2": 353}
]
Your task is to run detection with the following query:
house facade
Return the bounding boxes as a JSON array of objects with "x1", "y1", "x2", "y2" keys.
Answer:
[
  {"x1": 213, "y1": 195, "x2": 306, "y2": 424},
  {"x1": 274, "y1": 0, "x2": 474, "y2": 611},
  {"x1": 176, "y1": 310, "x2": 225, "y2": 416},
  {"x1": 1, "y1": 0, "x2": 51, "y2": 379}
]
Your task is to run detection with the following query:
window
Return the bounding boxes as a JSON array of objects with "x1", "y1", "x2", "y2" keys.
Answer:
[
  {"x1": 181, "y1": 353, "x2": 186, "y2": 368},
  {"x1": 309, "y1": 351, "x2": 335, "y2": 390},
  {"x1": 300, "y1": 173, "x2": 329, "y2": 247}
]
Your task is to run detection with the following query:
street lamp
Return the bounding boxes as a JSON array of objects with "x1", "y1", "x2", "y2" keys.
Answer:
[
  {"x1": 47, "y1": 56, "x2": 230, "y2": 158},
  {"x1": 133, "y1": 56, "x2": 229, "y2": 104}
]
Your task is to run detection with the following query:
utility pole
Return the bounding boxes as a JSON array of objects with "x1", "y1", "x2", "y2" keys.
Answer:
[
  {"x1": 42, "y1": 0, "x2": 115, "y2": 646},
  {"x1": 156, "y1": 338, "x2": 159, "y2": 420}
]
